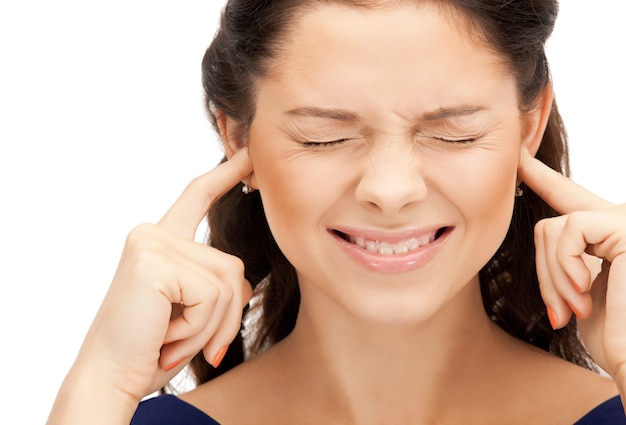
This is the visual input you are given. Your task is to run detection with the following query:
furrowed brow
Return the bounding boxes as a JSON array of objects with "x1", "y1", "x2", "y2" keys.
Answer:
[
  {"x1": 419, "y1": 106, "x2": 486, "y2": 121},
  {"x1": 285, "y1": 107, "x2": 361, "y2": 122}
]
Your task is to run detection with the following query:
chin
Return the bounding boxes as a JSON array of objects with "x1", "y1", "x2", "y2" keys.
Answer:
[{"x1": 341, "y1": 282, "x2": 463, "y2": 328}]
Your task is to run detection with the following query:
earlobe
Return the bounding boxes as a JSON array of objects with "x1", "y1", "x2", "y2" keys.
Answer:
[{"x1": 522, "y1": 83, "x2": 554, "y2": 157}]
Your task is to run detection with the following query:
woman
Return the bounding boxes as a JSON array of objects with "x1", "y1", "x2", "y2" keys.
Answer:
[{"x1": 47, "y1": 0, "x2": 626, "y2": 423}]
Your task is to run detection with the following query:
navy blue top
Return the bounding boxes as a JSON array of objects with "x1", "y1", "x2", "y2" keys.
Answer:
[
  {"x1": 131, "y1": 394, "x2": 625, "y2": 424},
  {"x1": 131, "y1": 395, "x2": 219, "y2": 425}
]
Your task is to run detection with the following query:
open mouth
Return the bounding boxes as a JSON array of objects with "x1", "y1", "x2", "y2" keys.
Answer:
[{"x1": 331, "y1": 227, "x2": 450, "y2": 256}]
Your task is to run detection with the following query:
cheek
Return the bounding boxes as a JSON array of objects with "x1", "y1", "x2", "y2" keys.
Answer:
[
  {"x1": 433, "y1": 148, "x2": 519, "y2": 247},
  {"x1": 466, "y1": 156, "x2": 516, "y2": 213},
  {"x1": 250, "y1": 145, "x2": 349, "y2": 253}
]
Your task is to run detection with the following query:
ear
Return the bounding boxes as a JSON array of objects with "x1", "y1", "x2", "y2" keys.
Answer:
[
  {"x1": 216, "y1": 109, "x2": 257, "y2": 189},
  {"x1": 216, "y1": 109, "x2": 247, "y2": 158},
  {"x1": 521, "y1": 83, "x2": 554, "y2": 157}
]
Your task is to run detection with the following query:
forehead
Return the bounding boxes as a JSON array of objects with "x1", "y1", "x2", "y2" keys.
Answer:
[
  {"x1": 269, "y1": 2, "x2": 505, "y2": 74},
  {"x1": 257, "y1": 2, "x2": 515, "y2": 116}
]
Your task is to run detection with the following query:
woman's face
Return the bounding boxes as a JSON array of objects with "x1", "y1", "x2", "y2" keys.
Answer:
[{"x1": 247, "y1": 3, "x2": 534, "y2": 325}]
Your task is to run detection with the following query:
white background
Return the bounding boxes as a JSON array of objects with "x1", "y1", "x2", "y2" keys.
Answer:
[{"x1": 1, "y1": 2, "x2": 624, "y2": 423}]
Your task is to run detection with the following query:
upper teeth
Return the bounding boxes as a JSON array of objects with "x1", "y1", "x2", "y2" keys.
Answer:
[{"x1": 349, "y1": 233, "x2": 435, "y2": 256}]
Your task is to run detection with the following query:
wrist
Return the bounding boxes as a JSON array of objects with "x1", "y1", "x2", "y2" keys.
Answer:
[{"x1": 47, "y1": 360, "x2": 140, "y2": 425}]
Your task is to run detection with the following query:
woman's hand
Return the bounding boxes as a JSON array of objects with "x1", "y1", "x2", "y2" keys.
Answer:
[
  {"x1": 519, "y1": 148, "x2": 626, "y2": 384},
  {"x1": 47, "y1": 148, "x2": 254, "y2": 424}
]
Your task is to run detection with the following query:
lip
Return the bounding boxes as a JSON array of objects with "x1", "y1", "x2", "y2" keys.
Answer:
[{"x1": 329, "y1": 225, "x2": 453, "y2": 273}]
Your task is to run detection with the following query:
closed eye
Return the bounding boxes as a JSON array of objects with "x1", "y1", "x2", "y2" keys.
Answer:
[
  {"x1": 301, "y1": 139, "x2": 351, "y2": 148},
  {"x1": 436, "y1": 137, "x2": 476, "y2": 144},
  {"x1": 424, "y1": 136, "x2": 478, "y2": 145}
]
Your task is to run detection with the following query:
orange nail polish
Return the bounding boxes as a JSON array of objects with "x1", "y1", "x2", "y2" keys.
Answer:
[
  {"x1": 546, "y1": 305, "x2": 558, "y2": 329},
  {"x1": 212, "y1": 345, "x2": 228, "y2": 368},
  {"x1": 566, "y1": 301, "x2": 585, "y2": 320},
  {"x1": 163, "y1": 357, "x2": 185, "y2": 372}
]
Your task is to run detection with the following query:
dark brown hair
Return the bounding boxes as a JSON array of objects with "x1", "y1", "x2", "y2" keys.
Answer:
[{"x1": 185, "y1": 0, "x2": 594, "y2": 387}]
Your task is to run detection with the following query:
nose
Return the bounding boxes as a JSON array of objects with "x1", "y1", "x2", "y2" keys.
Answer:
[{"x1": 354, "y1": 145, "x2": 427, "y2": 215}]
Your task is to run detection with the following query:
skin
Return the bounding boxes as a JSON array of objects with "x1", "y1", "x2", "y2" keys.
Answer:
[
  {"x1": 47, "y1": 3, "x2": 626, "y2": 425},
  {"x1": 249, "y1": 3, "x2": 521, "y2": 328},
  {"x1": 186, "y1": 4, "x2": 618, "y2": 424}
]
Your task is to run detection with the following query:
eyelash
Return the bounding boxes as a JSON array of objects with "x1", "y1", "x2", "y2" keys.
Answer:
[
  {"x1": 435, "y1": 137, "x2": 477, "y2": 144},
  {"x1": 301, "y1": 139, "x2": 350, "y2": 148},
  {"x1": 301, "y1": 136, "x2": 476, "y2": 148}
]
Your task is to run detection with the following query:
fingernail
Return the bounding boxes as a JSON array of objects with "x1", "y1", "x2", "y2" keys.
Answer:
[
  {"x1": 163, "y1": 358, "x2": 185, "y2": 372},
  {"x1": 546, "y1": 305, "x2": 558, "y2": 329},
  {"x1": 212, "y1": 345, "x2": 228, "y2": 368},
  {"x1": 566, "y1": 301, "x2": 585, "y2": 320}
]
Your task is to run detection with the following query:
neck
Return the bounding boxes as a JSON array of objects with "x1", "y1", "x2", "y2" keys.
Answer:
[{"x1": 271, "y1": 276, "x2": 521, "y2": 423}]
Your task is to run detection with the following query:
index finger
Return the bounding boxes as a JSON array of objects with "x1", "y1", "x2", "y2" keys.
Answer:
[
  {"x1": 518, "y1": 148, "x2": 612, "y2": 214},
  {"x1": 158, "y1": 148, "x2": 253, "y2": 238}
]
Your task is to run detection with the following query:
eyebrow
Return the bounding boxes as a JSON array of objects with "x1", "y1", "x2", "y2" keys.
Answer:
[
  {"x1": 418, "y1": 106, "x2": 487, "y2": 121},
  {"x1": 285, "y1": 107, "x2": 360, "y2": 122},
  {"x1": 284, "y1": 105, "x2": 487, "y2": 122}
]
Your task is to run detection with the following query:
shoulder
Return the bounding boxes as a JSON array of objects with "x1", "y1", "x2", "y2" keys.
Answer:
[
  {"x1": 495, "y1": 338, "x2": 622, "y2": 424},
  {"x1": 176, "y1": 352, "x2": 283, "y2": 424},
  {"x1": 130, "y1": 394, "x2": 221, "y2": 425},
  {"x1": 530, "y1": 357, "x2": 622, "y2": 424},
  {"x1": 575, "y1": 395, "x2": 625, "y2": 425}
]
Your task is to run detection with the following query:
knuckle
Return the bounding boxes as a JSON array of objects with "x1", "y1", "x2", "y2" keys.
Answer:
[
  {"x1": 533, "y1": 219, "x2": 546, "y2": 241},
  {"x1": 125, "y1": 223, "x2": 160, "y2": 248},
  {"x1": 534, "y1": 215, "x2": 567, "y2": 241},
  {"x1": 204, "y1": 282, "x2": 220, "y2": 302},
  {"x1": 222, "y1": 254, "x2": 245, "y2": 278},
  {"x1": 221, "y1": 285, "x2": 234, "y2": 303},
  {"x1": 123, "y1": 225, "x2": 172, "y2": 275},
  {"x1": 564, "y1": 210, "x2": 585, "y2": 228}
]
